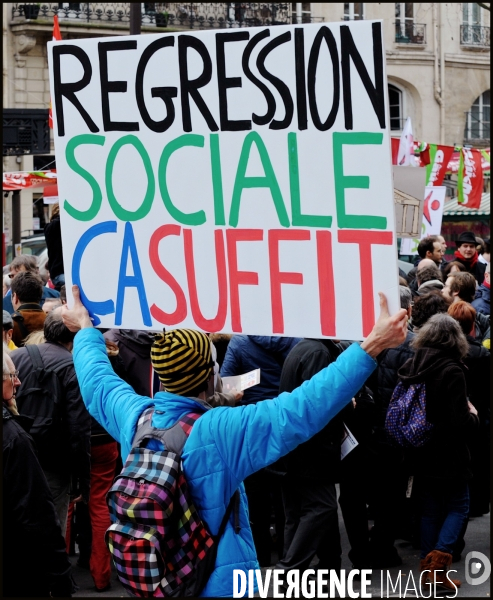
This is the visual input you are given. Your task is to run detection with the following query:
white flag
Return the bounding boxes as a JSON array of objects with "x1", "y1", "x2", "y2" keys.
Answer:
[{"x1": 397, "y1": 116, "x2": 415, "y2": 167}]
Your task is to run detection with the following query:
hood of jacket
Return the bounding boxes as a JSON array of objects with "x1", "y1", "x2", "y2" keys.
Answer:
[
  {"x1": 109, "y1": 329, "x2": 156, "y2": 358},
  {"x1": 476, "y1": 284, "x2": 490, "y2": 302},
  {"x1": 247, "y1": 335, "x2": 298, "y2": 354},
  {"x1": 398, "y1": 346, "x2": 461, "y2": 384}
]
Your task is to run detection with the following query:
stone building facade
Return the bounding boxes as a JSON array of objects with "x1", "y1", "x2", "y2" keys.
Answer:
[{"x1": 2, "y1": 3, "x2": 490, "y2": 262}]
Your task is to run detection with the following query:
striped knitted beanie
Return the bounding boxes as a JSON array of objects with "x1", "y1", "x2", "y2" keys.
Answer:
[{"x1": 151, "y1": 329, "x2": 213, "y2": 396}]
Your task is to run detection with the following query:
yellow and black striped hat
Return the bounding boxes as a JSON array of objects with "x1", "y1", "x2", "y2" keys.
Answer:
[{"x1": 151, "y1": 329, "x2": 213, "y2": 396}]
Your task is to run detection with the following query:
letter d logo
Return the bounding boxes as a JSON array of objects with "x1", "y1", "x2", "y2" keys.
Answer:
[{"x1": 465, "y1": 551, "x2": 491, "y2": 585}]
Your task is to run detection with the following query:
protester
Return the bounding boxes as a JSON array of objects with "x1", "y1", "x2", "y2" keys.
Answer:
[
  {"x1": 43, "y1": 297, "x2": 63, "y2": 314},
  {"x1": 10, "y1": 271, "x2": 46, "y2": 347},
  {"x1": 476, "y1": 236, "x2": 488, "y2": 265},
  {"x1": 44, "y1": 203, "x2": 65, "y2": 292},
  {"x1": 448, "y1": 302, "x2": 491, "y2": 519},
  {"x1": 3, "y1": 254, "x2": 60, "y2": 313},
  {"x1": 408, "y1": 258, "x2": 437, "y2": 297},
  {"x1": 61, "y1": 284, "x2": 407, "y2": 597},
  {"x1": 410, "y1": 291, "x2": 449, "y2": 331},
  {"x1": 472, "y1": 262, "x2": 490, "y2": 316},
  {"x1": 221, "y1": 333, "x2": 301, "y2": 565},
  {"x1": 3, "y1": 345, "x2": 74, "y2": 598},
  {"x1": 364, "y1": 285, "x2": 416, "y2": 567},
  {"x1": 396, "y1": 314, "x2": 478, "y2": 591},
  {"x1": 442, "y1": 260, "x2": 466, "y2": 280},
  {"x1": 3, "y1": 273, "x2": 11, "y2": 297},
  {"x1": 3, "y1": 310, "x2": 17, "y2": 350},
  {"x1": 416, "y1": 236, "x2": 444, "y2": 267},
  {"x1": 103, "y1": 328, "x2": 158, "y2": 397},
  {"x1": 275, "y1": 338, "x2": 348, "y2": 575},
  {"x1": 453, "y1": 231, "x2": 486, "y2": 285},
  {"x1": 11, "y1": 309, "x2": 91, "y2": 537},
  {"x1": 23, "y1": 329, "x2": 46, "y2": 345},
  {"x1": 415, "y1": 264, "x2": 444, "y2": 295},
  {"x1": 442, "y1": 271, "x2": 490, "y2": 342}
]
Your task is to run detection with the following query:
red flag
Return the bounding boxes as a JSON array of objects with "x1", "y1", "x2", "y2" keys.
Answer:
[
  {"x1": 457, "y1": 148, "x2": 483, "y2": 209},
  {"x1": 425, "y1": 144, "x2": 455, "y2": 186},
  {"x1": 48, "y1": 16, "x2": 62, "y2": 129}
]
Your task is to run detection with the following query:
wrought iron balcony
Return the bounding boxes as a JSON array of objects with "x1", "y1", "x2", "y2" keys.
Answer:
[
  {"x1": 11, "y1": 3, "x2": 324, "y2": 29},
  {"x1": 460, "y1": 25, "x2": 490, "y2": 47},
  {"x1": 394, "y1": 22, "x2": 426, "y2": 45}
]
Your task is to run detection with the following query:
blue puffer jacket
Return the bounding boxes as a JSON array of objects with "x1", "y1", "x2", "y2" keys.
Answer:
[
  {"x1": 472, "y1": 284, "x2": 490, "y2": 316},
  {"x1": 220, "y1": 335, "x2": 301, "y2": 404},
  {"x1": 73, "y1": 328, "x2": 376, "y2": 598}
]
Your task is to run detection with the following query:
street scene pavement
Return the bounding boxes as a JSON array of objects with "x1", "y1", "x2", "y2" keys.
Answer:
[{"x1": 72, "y1": 491, "x2": 490, "y2": 598}]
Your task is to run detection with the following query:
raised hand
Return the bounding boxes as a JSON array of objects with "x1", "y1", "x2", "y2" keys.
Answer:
[
  {"x1": 61, "y1": 285, "x2": 94, "y2": 332},
  {"x1": 360, "y1": 292, "x2": 408, "y2": 358}
]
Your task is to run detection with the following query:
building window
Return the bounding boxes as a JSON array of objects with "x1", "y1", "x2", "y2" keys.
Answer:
[
  {"x1": 344, "y1": 3, "x2": 364, "y2": 21},
  {"x1": 465, "y1": 90, "x2": 490, "y2": 140},
  {"x1": 389, "y1": 84, "x2": 403, "y2": 131},
  {"x1": 395, "y1": 3, "x2": 414, "y2": 40},
  {"x1": 462, "y1": 2, "x2": 482, "y2": 27},
  {"x1": 291, "y1": 3, "x2": 311, "y2": 24},
  {"x1": 461, "y1": 3, "x2": 488, "y2": 45}
]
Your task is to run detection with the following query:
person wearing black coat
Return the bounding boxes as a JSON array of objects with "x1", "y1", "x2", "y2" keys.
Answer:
[
  {"x1": 276, "y1": 338, "x2": 353, "y2": 574},
  {"x1": 453, "y1": 231, "x2": 487, "y2": 285},
  {"x1": 448, "y1": 300, "x2": 491, "y2": 518},
  {"x1": 3, "y1": 350, "x2": 73, "y2": 597},
  {"x1": 11, "y1": 310, "x2": 91, "y2": 536},
  {"x1": 364, "y1": 286, "x2": 416, "y2": 566},
  {"x1": 396, "y1": 314, "x2": 479, "y2": 592},
  {"x1": 44, "y1": 204, "x2": 65, "y2": 291}
]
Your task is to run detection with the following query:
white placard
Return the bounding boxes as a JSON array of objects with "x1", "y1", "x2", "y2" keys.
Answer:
[
  {"x1": 222, "y1": 369, "x2": 261, "y2": 393},
  {"x1": 48, "y1": 20, "x2": 399, "y2": 339},
  {"x1": 400, "y1": 186, "x2": 446, "y2": 255}
]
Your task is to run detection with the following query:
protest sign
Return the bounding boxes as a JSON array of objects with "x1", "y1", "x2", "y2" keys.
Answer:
[
  {"x1": 399, "y1": 186, "x2": 446, "y2": 255},
  {"x1": 48, "y1": 20, "x2": 398, "y2": 339}
]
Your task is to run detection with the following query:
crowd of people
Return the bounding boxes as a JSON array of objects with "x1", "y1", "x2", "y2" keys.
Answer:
[{"x1": 2, "y1": 223, "x2": 490, "y2": 597}]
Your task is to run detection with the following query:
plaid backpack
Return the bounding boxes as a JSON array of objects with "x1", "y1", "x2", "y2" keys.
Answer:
[
  {"x1": 106, "y1": 407, "x2": 238, "y2": 598},
  {"x1": 385, "y1": 381, "x2": 434, "y2": 448}
]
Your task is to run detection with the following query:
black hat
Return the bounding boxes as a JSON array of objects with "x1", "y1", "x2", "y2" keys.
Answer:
[{"x1": 455, "y1": 231, "x2": 477, "y2": 247}]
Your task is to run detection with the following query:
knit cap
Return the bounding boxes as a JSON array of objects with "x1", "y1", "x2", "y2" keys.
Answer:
[{"x1": 151, "y1": 329, "x2": 213, "y2": 396}]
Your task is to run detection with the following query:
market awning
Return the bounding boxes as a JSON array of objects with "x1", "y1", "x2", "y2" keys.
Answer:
[{"x1": 443, "y1": 193, "x2": 490, "y2": 217}]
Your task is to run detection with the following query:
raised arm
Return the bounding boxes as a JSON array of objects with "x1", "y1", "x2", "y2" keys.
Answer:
[{"x1": 63, "y1": 287, "x2": 154, "y2": 451}]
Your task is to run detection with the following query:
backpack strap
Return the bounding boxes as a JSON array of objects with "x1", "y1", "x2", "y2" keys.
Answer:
[
  {"x1": 132, "y1": 408, "x2": 203, "y2": 455},
  {"x1": 25, "y1": 343, "x2": 44, "y2": 370},
  {"x1": 25, "y1": 344, "x2": 74, "y2": 374}
]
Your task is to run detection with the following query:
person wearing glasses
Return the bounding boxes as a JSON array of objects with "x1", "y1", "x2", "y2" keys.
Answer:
[{"x1": 3, "y1": 345, "x2": 75, "y2": 597}]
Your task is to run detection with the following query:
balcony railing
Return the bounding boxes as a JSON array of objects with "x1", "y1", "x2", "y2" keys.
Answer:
[
  {"x1": 394, "y1": 22, "x2": 426, "y2": 45},
  {"x1": 11, "y1": 3, "x2": 324, "y2": 29},
  {"x1": 460, "y1": 25, "x2": 490, "y2": 47}
]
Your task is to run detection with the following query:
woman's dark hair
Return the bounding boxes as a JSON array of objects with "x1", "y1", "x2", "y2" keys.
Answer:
[
  {"x1": 411, "y1": 291, "x2": 450, "y2": 329},
  {"x1": 442, "y1": 260, "x2": 466, "y2": 280},
  {"x1": 411, "y1": 313, "x2": 469, "y2": 359}
]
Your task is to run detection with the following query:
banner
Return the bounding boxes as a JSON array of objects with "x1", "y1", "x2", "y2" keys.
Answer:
[
  {"x1": 425, "y1": 144, "x2": 455, "y2": 186},
  {"x1": 3, "y1": 170, "x2": 57, "y2": 191},
  {"x1": 399, "y1": 186, "x2": 446, "y2": 255},
  {"x1": 48, "y1": 20, "x2": 399, "y2": 339},
  {"x1": 457, "y1": 147, "x2": 483, "y2": 208}
]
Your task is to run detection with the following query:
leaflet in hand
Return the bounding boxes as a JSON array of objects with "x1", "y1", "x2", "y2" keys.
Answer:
[
  {"x1": 222, "y1": 369, "x2": 261, "y2": 392},
  {"x1": 341, "y1": 423, "x2": 358, "y2": 459}
]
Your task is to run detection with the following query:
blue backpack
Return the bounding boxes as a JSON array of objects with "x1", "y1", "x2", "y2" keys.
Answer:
[{"x1": 385, "y1": 381, "x2": 434, "y2": 448}]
